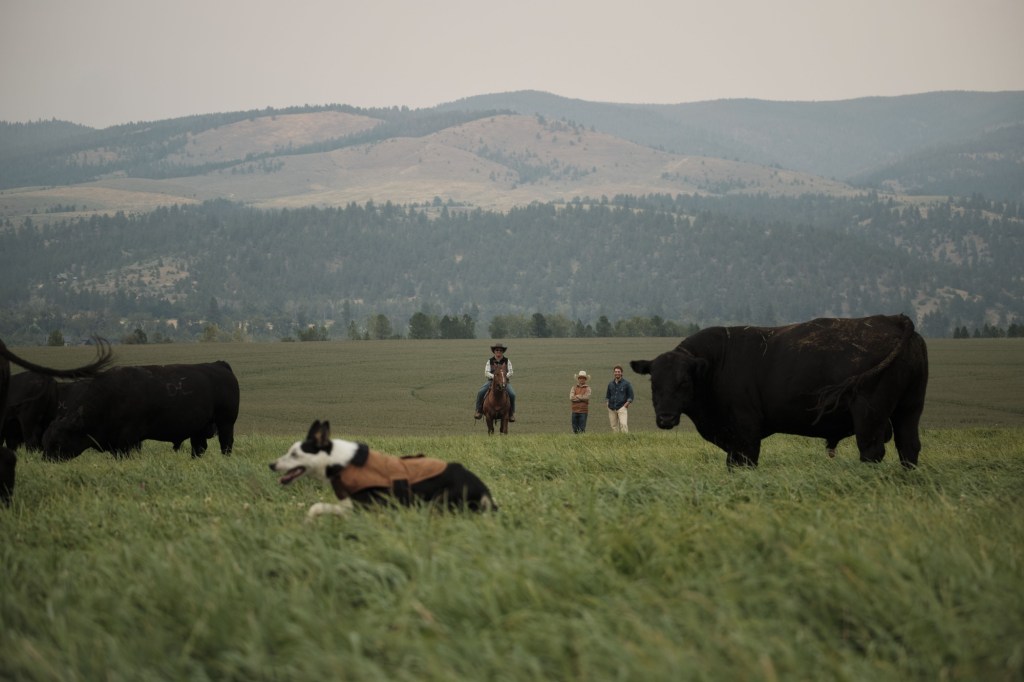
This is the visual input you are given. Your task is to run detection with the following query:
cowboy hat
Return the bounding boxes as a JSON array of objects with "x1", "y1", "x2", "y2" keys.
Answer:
[
  {"x1": 576, "y1": 370, "x2": 589, "y2": 379},
  {"x1": 490, "y1": 343, "x2": 508, "y2": 352}
]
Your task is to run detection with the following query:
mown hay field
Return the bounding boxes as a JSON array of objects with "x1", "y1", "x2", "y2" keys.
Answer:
[{"x1": 2, "y1": 338, "x2": 1023, "y2": 681}]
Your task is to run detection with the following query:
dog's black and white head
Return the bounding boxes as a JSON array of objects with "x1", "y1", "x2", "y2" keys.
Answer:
[{"x1": 269, "y1": 420, "x2": 362, "y2": 485}]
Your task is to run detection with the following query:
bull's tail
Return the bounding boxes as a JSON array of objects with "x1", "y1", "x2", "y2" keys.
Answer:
[
  {"x1": 0, "y1": 349, "x2": 10, "y2": 430},
  {"x1": 811, "y1": 315, "x2": 915, "y2": 424},
  {"x1": 0, "y1": 338, "x2": 113, "y2": 379}
]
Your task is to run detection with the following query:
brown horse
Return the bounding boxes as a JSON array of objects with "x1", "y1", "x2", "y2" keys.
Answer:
[{"x1": 482, "y1": 365, "x2": 511, "y2": 435}]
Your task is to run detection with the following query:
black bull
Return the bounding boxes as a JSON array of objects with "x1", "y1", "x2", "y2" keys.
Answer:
[
  {"x1": 42, "y1": 361, "x2": 239, "y2": 460},
  {"x1": 1, "y1": 372, "x2": 60, "y2": 452},
  {"x1": 1, "y1": 338, "x2": 114, "y2": 505},
  {"x1": 630, "y1": 314, "x2": 928, "y2": 468}
]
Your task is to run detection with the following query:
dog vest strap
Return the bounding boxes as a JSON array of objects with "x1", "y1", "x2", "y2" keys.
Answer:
[
  {"x1": 352, "y1": 443, "x2": 370, "y2": 466},
  {"x1": 393, "y1": 479, "x2": 413, "y2": 504}
]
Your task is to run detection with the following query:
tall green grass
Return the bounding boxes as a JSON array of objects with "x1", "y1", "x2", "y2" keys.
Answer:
[
  {"x1": 2, "y1": 339, "x2": 1023, "y2": 680},
  {"x1": 2, "y1": 431, "x2": 1022, "y2": 681}
]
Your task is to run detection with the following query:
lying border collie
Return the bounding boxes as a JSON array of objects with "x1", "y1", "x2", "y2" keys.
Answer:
[{"x1": 270, "y1": 420, "x2": 497, "y2": 519}]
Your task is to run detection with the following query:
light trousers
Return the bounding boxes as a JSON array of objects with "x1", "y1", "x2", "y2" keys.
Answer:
[{"x1": 608, "y1": 406, "x2": 629, "y2": 433}]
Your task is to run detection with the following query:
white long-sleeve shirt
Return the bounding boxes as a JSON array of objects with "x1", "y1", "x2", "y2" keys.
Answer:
[{"x1": 485, "y1": 359, "x2": 513, "y2": 379}]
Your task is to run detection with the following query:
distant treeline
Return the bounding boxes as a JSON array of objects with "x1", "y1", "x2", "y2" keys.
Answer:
[
  {"x1": 3, "y1": 193, "x2": 1023, "y2": 345},
  {"x1": 952, "y1": 323, "x2": 1024, "y2": 339},
  {"x1": 108, "y1": 314, "x2": 1023, "y2": 345},
  {"x1": 340, "y1": 311, "x2": 699, "y2": 342},
  {"x1": 136, "y1": 312, "x2": 699, "y2": 344}
]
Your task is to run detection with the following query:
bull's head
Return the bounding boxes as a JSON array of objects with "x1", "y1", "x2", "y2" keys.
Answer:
[
  {"x1": 630, "y1": 350, "x2": 708, "y2": 430},
  {"x1": 41, "y1": 408, "x2": 90, "y2": 461}
]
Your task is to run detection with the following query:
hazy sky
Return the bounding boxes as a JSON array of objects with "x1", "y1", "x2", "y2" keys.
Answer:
[{"x1": 3, "y1": 0, "x2": 1023, "y2": 129}]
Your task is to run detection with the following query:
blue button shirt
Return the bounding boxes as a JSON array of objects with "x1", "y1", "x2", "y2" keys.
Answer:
[{"x1": 605, "y1": 379, "x2": 634, "y2": 410}]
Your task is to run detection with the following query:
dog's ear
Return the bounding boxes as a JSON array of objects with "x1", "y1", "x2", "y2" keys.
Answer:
[
  {"x1": 305, "y1": 420, "x2": 322, "y2": 442},
  {"x1": 313, "y1": 420, "x2": 332, "y2": 449}
]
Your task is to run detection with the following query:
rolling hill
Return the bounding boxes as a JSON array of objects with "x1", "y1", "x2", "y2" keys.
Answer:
[
  {"x1": 0, "y1": 110, "x2": 856, "y2": 220},
  {"x1": 2, "y1": 91, "x2": 1022, "y2": 225},
  {"x1": 1, "y1": 92, "x2": 1022, "y2": 344}
]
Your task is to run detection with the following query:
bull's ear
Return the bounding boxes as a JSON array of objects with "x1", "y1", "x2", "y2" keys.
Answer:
[
  {"x1": 692, "y1": 358, "x2": 710, "y2": 379},
  {"x1": 630, "y1": 360, "x2": 652, "y2": 375}
]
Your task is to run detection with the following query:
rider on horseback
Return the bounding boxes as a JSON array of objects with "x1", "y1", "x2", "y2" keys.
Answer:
[{"x1": 474, "y1": 343, "x2": 516, "y2": 422}]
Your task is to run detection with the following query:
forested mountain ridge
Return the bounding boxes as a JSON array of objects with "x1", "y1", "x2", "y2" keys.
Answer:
[
  {"x1": 2, "y1": 194, "x2": 1020, "y2": 344},
  {"x1": 2, "y1": 92, "x2": 1022, "y2": 344},
  {"x1": 1, "y1": 91, "x2": 1021, "y2": 225},
  {"x1": 440, "y1": 90, "x2": 1024, "y2": 190},
  {"x1": 0, "y1": 109, "x2": 852, "y2": 220}
]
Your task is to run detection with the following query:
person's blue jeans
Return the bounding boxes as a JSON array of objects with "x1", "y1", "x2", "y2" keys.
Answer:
[
  {"x1": 571, "y1": 412, "x2": 588, "y2": 433},
  {"x1": 476, "y1": 382, "x2": 516, "y2": 413}
]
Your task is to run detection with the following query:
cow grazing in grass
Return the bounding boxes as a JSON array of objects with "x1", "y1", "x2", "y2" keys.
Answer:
[
  {"x1": 0, "y1": 339, "x2": 113, "y2": 504},
  {"x1": 1, "y1": 372, "x2": 60, "y2": 452},
  {"x1": 42, "y1": 361, "x2": 239, "y2": 460},
  {"x1": 630, "y1": 315, "x2": 928, "y2": 468}
]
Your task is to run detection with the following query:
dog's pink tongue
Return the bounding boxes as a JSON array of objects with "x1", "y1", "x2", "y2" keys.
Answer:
[{"x1": 279, "y1": 468, "x2": 305, "y2": 484}]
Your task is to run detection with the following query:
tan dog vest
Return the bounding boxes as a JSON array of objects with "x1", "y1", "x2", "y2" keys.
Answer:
[{"x1": 330, "y1": 448, "x2": 447, "y2": 499}]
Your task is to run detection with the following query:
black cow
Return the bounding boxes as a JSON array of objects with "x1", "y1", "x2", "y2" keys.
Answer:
[
  {"x1": 630, "y1": 314, "x2": 928, "y2": 468},
  {"x1": 1, "y1": 372, "x2": 60, "y2": 451},
  {"x1": 0, "y1": 338, "x2": 113, "y2": 504},
  {"x1": 42, "y1": 361, "x2": 240, "y2": 461}
]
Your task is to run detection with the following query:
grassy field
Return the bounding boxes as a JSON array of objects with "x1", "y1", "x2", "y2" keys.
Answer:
[
  {"x1": 2, "y1": 338, "x2": 1023, "y2": 680},
  {"x1": 10, "y1": 337, "x2": 1024, "y2": 439}
]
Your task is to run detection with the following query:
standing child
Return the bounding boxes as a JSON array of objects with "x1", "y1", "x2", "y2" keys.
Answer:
[{"x1": 569, "y1": 370, "x2": 591, "y2": 433}]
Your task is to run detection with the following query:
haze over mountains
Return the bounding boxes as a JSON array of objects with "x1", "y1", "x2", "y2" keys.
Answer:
[{"x1": 1, "y1": 90, "x2": 1022, "y2": 342}]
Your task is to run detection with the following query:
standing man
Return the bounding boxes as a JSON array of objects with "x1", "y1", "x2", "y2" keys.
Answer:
[
  {"x1": 604, "y1": 365, "x2": 634, "y2": 433},
  {"x1": 474, "y1": 343, "x2": 516, "y2": 422},
  {"x1": 569, "y1": 370, "x2": 591, "y2": 434}
]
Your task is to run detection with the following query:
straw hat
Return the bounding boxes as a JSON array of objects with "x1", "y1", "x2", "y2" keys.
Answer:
[
  {"x1": 576, "y1": 370, "x2": 589, "y2": 380},
  {"x1": 490, "y1": 343, "x2": 508, "y2": 352}
]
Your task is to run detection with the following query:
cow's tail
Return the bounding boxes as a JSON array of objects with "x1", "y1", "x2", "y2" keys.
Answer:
[
  {"x1": 0, "y1": 338, "x2": 113, "y2": 379},
  {"x1": 811, "y1": 315, "x2": 915, "y2": 424}
]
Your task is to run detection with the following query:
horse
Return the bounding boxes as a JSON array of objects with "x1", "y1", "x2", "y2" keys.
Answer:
[{"x1": 481, "y1": 365, "x2": 511, "y2": 435}]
